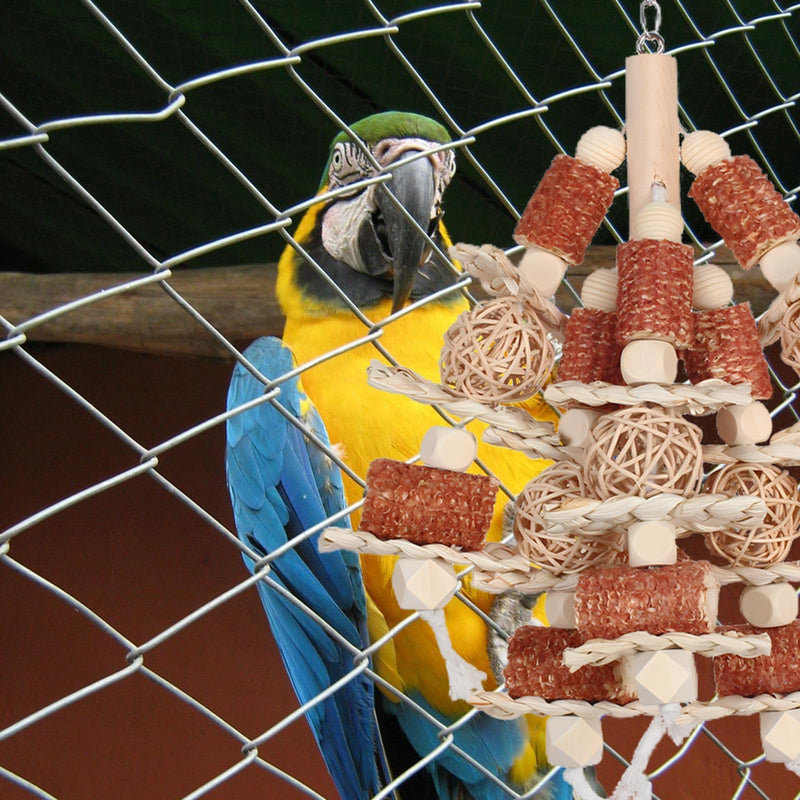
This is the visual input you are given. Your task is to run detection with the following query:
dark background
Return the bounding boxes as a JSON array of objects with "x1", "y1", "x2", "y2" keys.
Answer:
[{"x1": 1, "y1": 1, "x2": 798, "y2": 275}]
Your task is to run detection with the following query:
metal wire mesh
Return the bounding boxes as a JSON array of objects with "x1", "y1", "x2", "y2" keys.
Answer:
[{"x1": 1, "y1": 1, "x2": 799, "y2": 798}]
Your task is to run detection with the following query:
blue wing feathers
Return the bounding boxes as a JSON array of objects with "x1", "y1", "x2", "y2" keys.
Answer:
[{"x1": 226, "y1": 336, "x2": 379, "y2": 799}]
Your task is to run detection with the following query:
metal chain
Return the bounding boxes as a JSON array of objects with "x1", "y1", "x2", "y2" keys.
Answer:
[{"x1": 637, "y1": 0, "x2": 666, "y2": 54}]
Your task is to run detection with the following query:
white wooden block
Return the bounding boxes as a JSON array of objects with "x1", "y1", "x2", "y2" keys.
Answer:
[
  {"x1": 627, "y1": 520, "x2": 677, "y2": 567},
  {"x1": 759, "y1": 241, "x2": 800, "y2": 292},
  {"x1": 693, "y1": 263, "x2": 733, "y2": 309},
  {"x1": 558, "y1": 408, "x2": 602, "y2": 448},
  {"x1": 392, "y1": 558, "x2": 458, "y2": 611},
  {"x1": 518, "y1": 247, "x2": 568, "y2": 298},
  {"x1": 716, "y1": 402, "x2": 773, "y2": 446},
  {"x1": 420, "y1": 426, "x2": 477, "y2": 472},
  {"x1": 580, "y1": 268, "x2": 618, "y2": 312},
  {"x1": 545, "y1": 591, "x2": 577, "y2": 628},
  {"x1": 546, "y1": 715, "x2": 604, "y2": 768},
  {"x1": 575, "y1": 125, "x2": 626, "y2": 172},
  {"x1": 680, "y1": 130, "x2": 731, "y2": 175},
  {"x1": 740, "y1": 582, "x2": 798, "y2": 628},
  {"x1": 630, "y1": 201, "x2": 683, "y2": 242},
  {"x1": 760, "y1": 710, "x2": 800, "y2": 763},
  {"x1": 620, "y1": 340, "x2": 678, "y2": 386},
  {"x1": 622, "y1": 650, "x2": 698, "y2": 706}
]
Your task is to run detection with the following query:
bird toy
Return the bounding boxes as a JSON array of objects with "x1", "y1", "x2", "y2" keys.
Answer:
[{"x1": 316, "y1": 2, "x2": 800, "y2": 796}]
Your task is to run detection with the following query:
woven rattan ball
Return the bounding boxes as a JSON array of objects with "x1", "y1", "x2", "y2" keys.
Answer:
[
  {"x1": 779, "y1": 297, "x2": 800, "y2": 378},
  {"x1": 583, "y1": 405, "x2": 704, "y2": 499},
  {"x1": 703, "y1": 463, "x2": 800, "y2": 567},
  {"x1": 440, "y1": 297, "x2": 554, "y2": 403},
  {"x1": 514, "y1": 462, "x2": 625, "y2": 573}
]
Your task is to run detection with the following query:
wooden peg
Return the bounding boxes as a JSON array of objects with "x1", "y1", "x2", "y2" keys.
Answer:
[
  {"x1": 740, "y1": 582, "x2": 798, "y2": 628},
  {"x1": 625, "y1": 53, "x2": 681, "y2": 230},
  {"x1": 680, "y1": 130, "x2": 731, "y2": 175},
  {"x1": 546, "y1": 715, "x2": 604, "y2": 767},
  {"x1": 518, "y1": 247, "x2": 568, "y2": 298},
  {"x1": 716, "y1": 402, "x2": 773, "y2": 446},
  {"x1": 693, "y1": 264, "x2": 733, "y2": 309},
  {"x1": 622, "y1": 650, "x2": 698, "y2": 705},
  {"x1": 558, "y1": 407, "x2": 602, "y2": 448},
  {"x1": 420, "y1": 426, "x2": 477, "y2": 472},
  {"x1": 575, "y1": 125, "x2": 626, "y2": 172},
  {"x1": 620, "y1": 339, "x2": 678, "y2": 385},
  {"x1": 392, "y1": 558, "x2": 459, "y2": 611},
  {"x1": 580, "y1": 268, "x2": 618, "y2": 312},
  {"x1": 627, "y1": 520, "x2": 677, "y2": 567},
  {"x1": 760, "y1": 710, "x2": 800, "y2": 763},
  {"x1": 545, "y1": 591, "x2": 577, "y2": 628}
]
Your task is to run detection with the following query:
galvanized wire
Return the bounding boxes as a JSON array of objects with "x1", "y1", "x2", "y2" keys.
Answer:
[{"x1": 1, "y1": 1, "x2": 799, "y2": 798}]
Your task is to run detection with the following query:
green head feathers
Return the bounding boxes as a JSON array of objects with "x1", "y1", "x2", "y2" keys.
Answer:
[{"x1": 319, "y1": 111, "x2": 451, "y2": 189}]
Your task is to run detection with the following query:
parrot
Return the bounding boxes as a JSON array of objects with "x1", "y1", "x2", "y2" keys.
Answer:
[{"x1": 226, "y1": 111, "x2": 595, "y2": 799}]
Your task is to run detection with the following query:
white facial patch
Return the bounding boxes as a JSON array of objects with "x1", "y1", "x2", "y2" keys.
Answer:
[{"x1": 320, "y1": 188, "x2": 376, "y2": 273}]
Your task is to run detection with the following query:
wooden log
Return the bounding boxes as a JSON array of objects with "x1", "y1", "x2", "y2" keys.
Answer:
[
  {"x1": 0, "y1": 245, "x2": 777, "y2": 358},
  {"x1": 0, "y1": 264, "x2": 283, "y2": 359}
]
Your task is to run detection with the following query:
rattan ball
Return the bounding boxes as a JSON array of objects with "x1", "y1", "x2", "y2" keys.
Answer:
[
  {"x1": 703, "y1": 463, "x2": 800, "y2": 567},
  {"x1": 514, "y1": 462, "x2": 625, "y2": 573},
  {"x1": 440, "y1": 297, "x2": 554, "y2": 403},
  {"x1": 779, "y1": 297, "x2": 800, "y2": 378},
  {"x1": 583, "y1": 405, "x2": 704, "y2": 499}
]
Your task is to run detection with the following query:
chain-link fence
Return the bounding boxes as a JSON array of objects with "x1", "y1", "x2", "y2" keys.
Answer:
[{"x1": 2, "y1": 1, "x2": 799, "y2": 798}]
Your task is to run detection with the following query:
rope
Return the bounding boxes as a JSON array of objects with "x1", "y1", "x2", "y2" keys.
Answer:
[
  {"x1": 562, "y1": 630, "x2": 771, "y2": 670},
  {"x1": 419, "y1": 608, "x2": 487, "y2": 701}
]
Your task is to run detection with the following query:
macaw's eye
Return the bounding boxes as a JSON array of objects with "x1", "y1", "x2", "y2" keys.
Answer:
[{"x1": 329, "y1": 142, "x2": 371, "y2": 194}]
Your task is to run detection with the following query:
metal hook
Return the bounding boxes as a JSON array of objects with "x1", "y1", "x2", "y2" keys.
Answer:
[{"x1": 637, "y1": 0, "x2": 665, "y2": 54}]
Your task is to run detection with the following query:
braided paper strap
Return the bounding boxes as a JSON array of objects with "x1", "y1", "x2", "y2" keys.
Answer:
[
  {"x1": 544, "y1": 379, "x2": 752, "y2": 415},
  {"x1": 449, "y1": 242, "x2": 567, "y2": 337},
  {"x1": 703, "y1": 442, "x2": 800, "y2": 466},
  {"x1": 758, "y1": 273, "x2": 800, "y2": 346},
  {"x1": 772, "y1": 420, "x2": 800, "y2": 445},
  {"x1": 711, "y1": 560, "x2": 800, "y2": 586},
  {"x1": 539, "y1": 492, "x2": 767, "y2": 535},
  {"x1": 470, "y1": 692, "x2": 646, "y2": 720},
  {"x1": 367, "y1": 361, "x2": 559, "y2": 439},
  {"x1": 319, "y1": 528, "x2": 533, "y2": 572},
  {"x1": 563, "y1": 630, "x2": 772, "y2": 670},
  {"x1": 472, "y1": 565, "x2": 580, "y2": 594},
  {"x1": 469, "y1": 690, "x2": 800, "y2": 722},
  {"x1": 483, "y1": 426, "x2": 579, "y2": 463}
]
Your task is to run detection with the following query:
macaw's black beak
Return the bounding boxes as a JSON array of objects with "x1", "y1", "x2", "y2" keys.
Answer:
[{"x1": 374, "y1": 155, "x2": 437, "y2": 313}]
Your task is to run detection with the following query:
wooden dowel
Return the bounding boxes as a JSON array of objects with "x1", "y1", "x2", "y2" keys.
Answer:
[{"x1": 625, "y1": 53, "x2": 680, "y2": 228}]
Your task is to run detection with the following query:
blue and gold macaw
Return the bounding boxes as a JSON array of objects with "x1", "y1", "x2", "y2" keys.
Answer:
[{"x1": 226, "y1": 112, "x2": 590, "y2": 799}]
